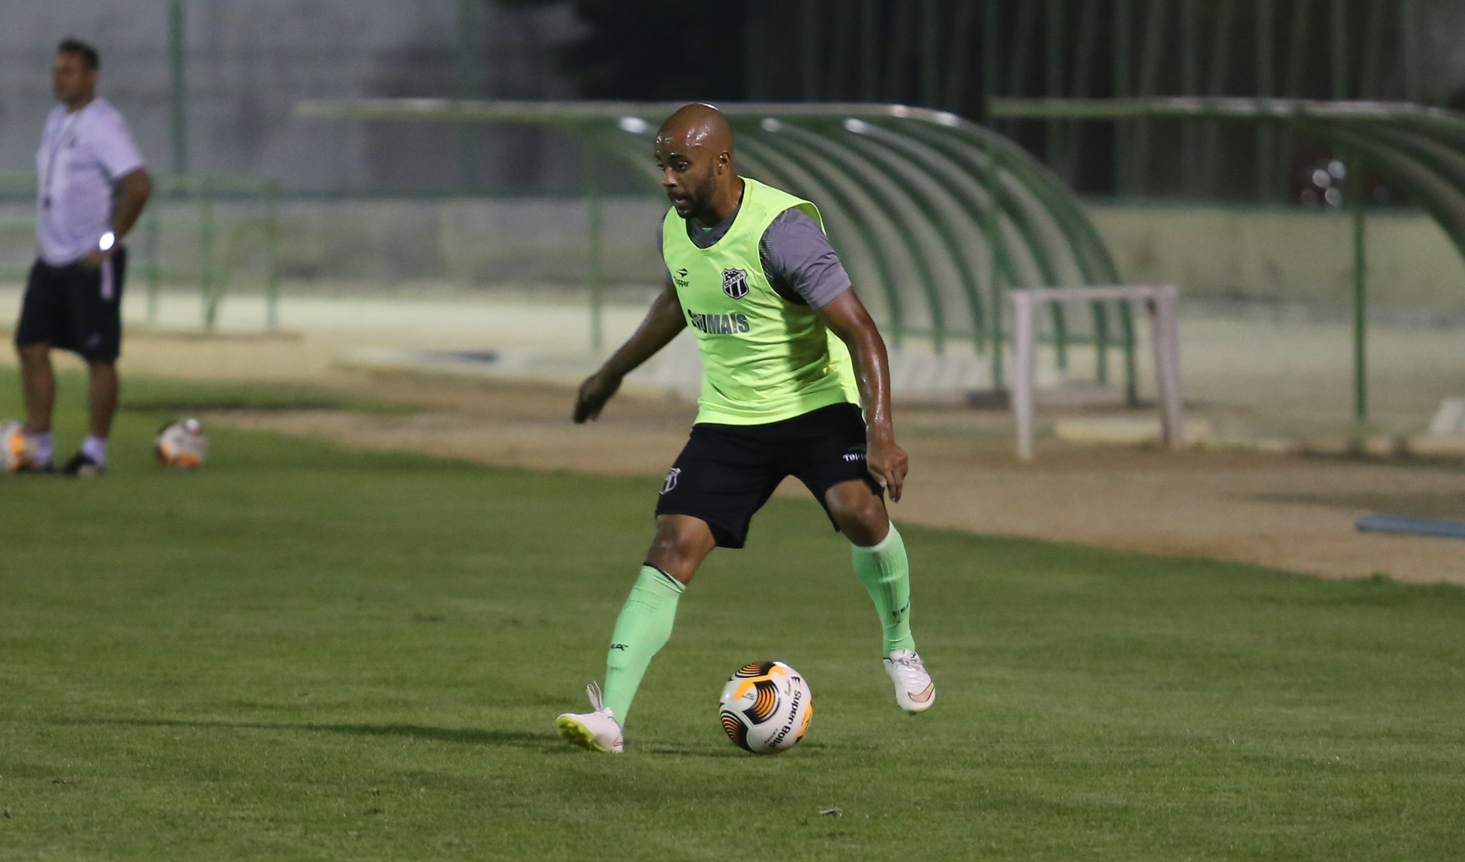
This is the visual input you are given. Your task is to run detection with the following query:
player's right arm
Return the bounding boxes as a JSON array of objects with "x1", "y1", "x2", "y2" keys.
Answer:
[
  {"x1": 573, "y1": 277, "x2": 687, "y2": 423},
  {"x1": 82, "y1": 168, "x2": 151, "y2": 269}
]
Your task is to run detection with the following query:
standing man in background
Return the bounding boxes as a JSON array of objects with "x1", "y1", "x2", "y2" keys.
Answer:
[{"x1": 10, "y1": 38, "x2": 151, "y2": 476}]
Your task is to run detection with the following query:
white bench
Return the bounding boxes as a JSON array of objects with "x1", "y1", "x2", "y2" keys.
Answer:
[{"x1": 1009, "y1": 285, "x2": 1185, "y2": 461}]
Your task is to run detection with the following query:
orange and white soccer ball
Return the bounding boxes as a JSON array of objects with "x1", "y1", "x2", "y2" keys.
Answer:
[
  {"x1": 2, "y1": 420, "x2": 38, "y2": 473},
  {"x1": 718, "y1": 660, "x2": 813, "y2": 754},
  {"x1": 155, "y1": 417, "x2": 209, "y2": 469}
]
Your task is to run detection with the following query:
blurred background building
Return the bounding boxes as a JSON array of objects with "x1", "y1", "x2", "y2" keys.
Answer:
[
  {"x1": 3, "y1": 1, "x2": 1465, "y2": 326},
  {"x1": 5, "y1": 0, "x2": 1465, "y2": 197}
]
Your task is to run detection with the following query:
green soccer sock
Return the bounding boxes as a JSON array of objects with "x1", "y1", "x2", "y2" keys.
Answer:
[
  {"x1": 851, "y1": 523, "x2": 916, "y2": 655},
  {"x1": 602, "y1": 564, "x2": 686, "y2": 723}
]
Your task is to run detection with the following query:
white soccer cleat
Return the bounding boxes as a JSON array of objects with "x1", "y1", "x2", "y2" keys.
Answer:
[
  {"x1": 555, "y1": 682, "x2": 624, "y2": 753},
  {"x1": 884, "y1": 649, "x2": 936, "y2": 714}
]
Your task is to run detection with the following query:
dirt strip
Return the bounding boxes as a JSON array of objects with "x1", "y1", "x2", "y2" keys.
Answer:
[
  {"x1": 208, "y1": 374, "x2": 1465, "y2": 585},
  {"x1": 7, "y1": 326, "x2": 1463, "y2": 584}
]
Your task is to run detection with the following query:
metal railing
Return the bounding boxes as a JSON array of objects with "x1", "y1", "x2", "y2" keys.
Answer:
[
  {"x1": 0, "y1": 172, "x2": 281, "y2": 332},
  {"x1": 990, "y1": 95, "x2": 1465, "y2": 420},
  {"x1": 295, "y1": 98, "x2": 1139, "y2": 396}
]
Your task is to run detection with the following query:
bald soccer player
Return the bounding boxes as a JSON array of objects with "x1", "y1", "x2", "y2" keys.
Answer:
[{"x1": 556, "y1": 104, "x2": 934, "y2": 753}]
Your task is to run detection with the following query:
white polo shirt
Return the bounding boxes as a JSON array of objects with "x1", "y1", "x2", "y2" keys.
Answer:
[{"x1": 35, "y1": 97, "x2": 145, "y2": 266}]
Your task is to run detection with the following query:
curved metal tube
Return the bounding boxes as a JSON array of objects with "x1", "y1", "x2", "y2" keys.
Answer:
[{"x1": 294, "y1": 99, "x2": 1138, "y2": 389}]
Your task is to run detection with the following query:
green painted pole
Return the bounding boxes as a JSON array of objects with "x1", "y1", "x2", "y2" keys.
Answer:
[
  {"x1": 982, "y1": 160, "x2": 1005, "y2": 391},
  {"x1": 200, "y1": 178, "x2": 217, "y2": 331},
  {"x1": 264, "y1": 180, "x2": 280, "y2": 332},
  {"x1": 1351, "y1": 156, "x2": 1367, "y2": 422},
  {"x1": 144, "y1": 200, "x2": 161, "y2": 325},
  {"x1": 168, "y1": 0, "x2": 187, "y2": 175}
]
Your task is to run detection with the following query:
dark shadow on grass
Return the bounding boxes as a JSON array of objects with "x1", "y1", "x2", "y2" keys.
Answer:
[
  {"x1": 634, "y1": 741, "x2": 832, "y2": 758},
  {"x1": 58, "y1": 717, "x2": 567, "y2": 751}
]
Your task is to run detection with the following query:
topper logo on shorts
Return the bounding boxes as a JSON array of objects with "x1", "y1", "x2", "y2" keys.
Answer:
[
  {"x1": 722, "y1": 268, "x2": 749, "y2": 300},
  {"x1": 662, "y1": 467, "x2": 681, "y2": 494}
]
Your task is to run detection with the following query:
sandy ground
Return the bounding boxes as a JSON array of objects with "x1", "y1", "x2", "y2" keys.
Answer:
[
  {"x1": 5, "y1": 288, "x2": 1465, "y2": 584},
  {"x1": 209, "y1": 384, "x2": 1465, "y2": 585}
]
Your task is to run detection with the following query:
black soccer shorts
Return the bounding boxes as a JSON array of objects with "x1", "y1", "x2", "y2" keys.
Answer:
[
  {"x1": 654, "y1": 401, "x2": 884, "y2": 549},
  {"x1": 15, "y1": 247, "x2": 128, "y2": 364}
]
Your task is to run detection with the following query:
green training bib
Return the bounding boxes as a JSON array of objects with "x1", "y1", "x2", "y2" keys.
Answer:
[{"x1": 661, "y1": 177, "x2": 861, "y2": 425}]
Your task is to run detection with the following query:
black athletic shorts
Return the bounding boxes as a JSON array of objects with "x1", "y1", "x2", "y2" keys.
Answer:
[
  {"x1": 655, "y1": 401, "x2": 883, "y2": 549},
  {"x1": 15, "y1": 247, "x2": 128, "y2": 364}
]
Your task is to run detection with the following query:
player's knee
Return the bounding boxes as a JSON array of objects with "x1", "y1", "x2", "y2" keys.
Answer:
[
  {"x1": 645, "y1": 520, "x2": 713, "y2": 581},
  {"x1": 829, "y1": 493, "x2": 888, "y2": 546},
  {"x1": 647, "y1": 530, "x2": 699, "y2": 567},
  {"x1": 16, "y1": 342, "x2": 48, "y2": 363}
]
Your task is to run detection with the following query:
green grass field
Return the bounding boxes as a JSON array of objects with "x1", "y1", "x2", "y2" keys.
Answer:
[{"x1": 2, "y1": 376, "x2": 1464, "y2": 860}]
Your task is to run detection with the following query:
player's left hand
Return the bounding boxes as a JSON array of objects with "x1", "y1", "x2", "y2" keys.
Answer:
[
  {"x1": 866, "y1": 433, "x2": 908, "y2": 503},
  {"x1": 573, "y1": 371, "x2": 622, "y2": 424}
]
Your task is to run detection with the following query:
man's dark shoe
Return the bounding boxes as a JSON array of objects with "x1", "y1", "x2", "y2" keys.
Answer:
[{"x1": 61, "y1": 452, "x2": 104, "y2": 477}]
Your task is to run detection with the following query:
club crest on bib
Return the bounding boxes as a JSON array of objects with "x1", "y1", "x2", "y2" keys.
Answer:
[{"x1": 721, "y1": 268, "x2": 749, "y2": 300}]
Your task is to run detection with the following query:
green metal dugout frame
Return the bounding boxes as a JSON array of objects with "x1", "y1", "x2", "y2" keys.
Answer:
[
  {"x1": 990, "y1": 95, "x2": 1465, "y2": 421},
  {"x1": 293, "y1": 99, "x2": 1137, "y2": 397},
  {"x1": 0, "y1": 171, "x2": 280, "y2": 332}
]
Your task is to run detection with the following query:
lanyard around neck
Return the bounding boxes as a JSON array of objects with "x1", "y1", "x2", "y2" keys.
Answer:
[{"x1": 41, "y1": 109, "x2": 84, "y2": 206}]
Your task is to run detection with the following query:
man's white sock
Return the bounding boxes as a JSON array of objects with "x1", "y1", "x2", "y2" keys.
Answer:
[
  {"x1": 30, "y1": 431, "x2": 53, "y2": 464},
  {"x1": 81, "y1": 435, "x2": 107, "y2": 466}
]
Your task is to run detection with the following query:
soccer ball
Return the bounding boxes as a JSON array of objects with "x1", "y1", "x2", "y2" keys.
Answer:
[
  {"x1": 718, "y1": 661, "x2": 813, "y2": 754},
  {"x1": 155, "y1": 417, "x2": 209, "y2": 469},
  {"x1": 2, "y1": 421, "x2": 37, "y2": 473}
]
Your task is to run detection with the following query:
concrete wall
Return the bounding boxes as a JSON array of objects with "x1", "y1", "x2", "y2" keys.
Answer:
[
  {"x1": 1091, "y1": 203, "x2": 1465, "y2": 320},
  {"x1": 272, "y1": 197, "x2": 667, "y2": 287},
  {"x1": 5, "y1": 196, "x2": 1464, "y2": 321},
  {"x1": 253, "y1": 198, "x2": 1465, "y2": 321}
]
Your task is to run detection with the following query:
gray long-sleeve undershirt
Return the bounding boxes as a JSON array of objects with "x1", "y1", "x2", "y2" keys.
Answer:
[{"x1": 658, "y1": 205, "x2": 852, "y2": 308}]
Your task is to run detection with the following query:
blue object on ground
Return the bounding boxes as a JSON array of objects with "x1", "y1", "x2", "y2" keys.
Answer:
[
  {"x1": 1356, "y1": 514, "x2": 1465, "y2": 540},
  {"x1": 445, "y1": 351, "x2": 499, "y2": 364}
]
